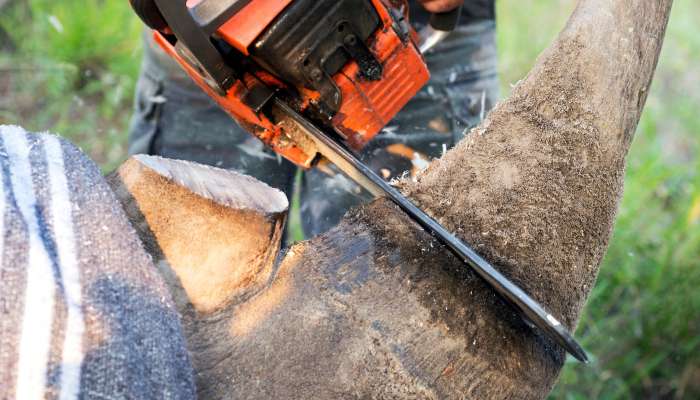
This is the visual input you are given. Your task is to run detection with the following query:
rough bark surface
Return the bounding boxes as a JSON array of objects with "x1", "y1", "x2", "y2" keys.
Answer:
[{"x1": 113, "y1": 0, "x2": 673, "y2": 399}]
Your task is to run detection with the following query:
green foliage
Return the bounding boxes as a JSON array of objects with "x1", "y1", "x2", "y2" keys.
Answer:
[
  {"x1": 22, "y1": 0, "x2": 140, "y2": 78},
  {"x1": 0, "y1": 0, "x2": 142, "y2": 170},
  {"x1": 497, "y1": 0, "x2": 577, "y2": 88},
  {"x1": 0, "y1": 0, "x2": 698, "y2": 397}
]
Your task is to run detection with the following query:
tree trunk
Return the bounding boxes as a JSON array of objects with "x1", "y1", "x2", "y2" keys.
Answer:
[{"x1": 111, "y1": 0, "x2": 673, "y2": 398}]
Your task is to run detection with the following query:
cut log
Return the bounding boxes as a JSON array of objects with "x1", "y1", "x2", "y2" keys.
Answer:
[
  {"x1": 110, "y1": 0, "x2": 673, "y2": 398},
  {"x1": 107, "y1": 155, "x2": 288, "y2": 313}
]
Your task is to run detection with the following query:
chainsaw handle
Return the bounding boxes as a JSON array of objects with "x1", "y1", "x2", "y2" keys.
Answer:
[{"x1": 429, "y1": 5, "x2": 463, "y2": 32}]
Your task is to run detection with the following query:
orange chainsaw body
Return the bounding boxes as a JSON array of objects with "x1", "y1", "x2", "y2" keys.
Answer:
[{"x1": 152, "y1": 0, "x2": 429, "y2": 167}]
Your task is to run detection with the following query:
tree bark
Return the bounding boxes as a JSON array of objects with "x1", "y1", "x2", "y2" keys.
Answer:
[{"x1": 112, "y1": 0, "x2": 673, "y2": 398}]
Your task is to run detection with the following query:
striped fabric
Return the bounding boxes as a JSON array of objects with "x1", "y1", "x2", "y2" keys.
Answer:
[{"x1": 0, "y1": 126, "x2": 195, "y2": 400}]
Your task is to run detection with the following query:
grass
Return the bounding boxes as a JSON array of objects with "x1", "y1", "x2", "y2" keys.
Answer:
[
  {"x1": 0, "y1": 0, "x2": 142, "y2": 171},
  {"x1": 1, "y1": 0, "x2": 699, "y2": 398}
]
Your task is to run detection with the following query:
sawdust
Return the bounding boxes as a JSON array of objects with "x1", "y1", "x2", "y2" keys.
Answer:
[{"x1": 347, "y1": 199, "x2": 561, "y2": 399}]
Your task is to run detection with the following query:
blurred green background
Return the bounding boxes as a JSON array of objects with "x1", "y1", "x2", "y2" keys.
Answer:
[{"x1": 0, "y1": 0, "x2": 698, "y2": 398}]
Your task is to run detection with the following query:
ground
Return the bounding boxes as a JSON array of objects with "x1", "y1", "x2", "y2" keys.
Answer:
[{"x1": 0, "y1": 0, "x2": 698, "y2": 398}]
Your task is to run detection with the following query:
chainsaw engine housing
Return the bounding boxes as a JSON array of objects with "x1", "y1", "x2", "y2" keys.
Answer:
[{"x1": 149, "y1": 0, "x2": 430, "y2": 167}]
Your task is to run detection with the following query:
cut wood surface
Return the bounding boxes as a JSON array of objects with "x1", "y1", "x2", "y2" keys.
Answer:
[
  {"x1": 111, "y1": 0, "x2": 673, "y2": 398},
  {"x1": 107, "y1": 155, "x2": 288, "y2": 314}
]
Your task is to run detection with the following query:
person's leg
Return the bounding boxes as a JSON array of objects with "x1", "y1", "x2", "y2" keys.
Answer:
[
  {"x1": 127, "y1": 31, "x2": 298, "y2": 197},
  {"x1": 300, "y1": 20, "x2": 500, "y2": 238}
]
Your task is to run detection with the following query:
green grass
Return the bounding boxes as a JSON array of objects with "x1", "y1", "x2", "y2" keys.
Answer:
[
  {"x1": 0, "y1": 0, "x2": 142, "y2": 170},
  {"x1": 1, "y1": 0, "x2": 699, "y2": 398}
]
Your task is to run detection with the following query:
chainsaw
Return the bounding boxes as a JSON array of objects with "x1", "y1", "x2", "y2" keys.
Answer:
[{"x1": 129, "y1": 0, "x2": 588, "y2": 362}]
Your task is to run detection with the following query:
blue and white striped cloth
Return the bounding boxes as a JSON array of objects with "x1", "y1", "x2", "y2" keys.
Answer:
[{"x1": 0, "y1": 126, "x2": 195, "y2": 400}]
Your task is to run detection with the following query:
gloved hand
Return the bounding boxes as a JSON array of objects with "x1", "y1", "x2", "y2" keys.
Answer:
[{"x1": 416, "y1": 0, "x2": 464, "y2": 13}]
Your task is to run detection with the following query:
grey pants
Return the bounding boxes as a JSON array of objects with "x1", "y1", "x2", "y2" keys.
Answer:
[{"x1": 128, "y1": 20, "x2": 499, "y2": 238}]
